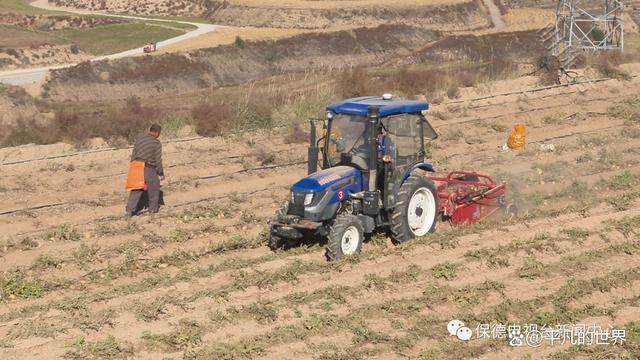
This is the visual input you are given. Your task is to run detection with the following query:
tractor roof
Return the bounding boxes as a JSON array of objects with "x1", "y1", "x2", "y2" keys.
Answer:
[{"x1": 326, "y1": 96, "x2": 429, "y2": 117}]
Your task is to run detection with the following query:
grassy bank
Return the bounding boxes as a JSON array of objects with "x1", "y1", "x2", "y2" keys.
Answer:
[{"x1": 56, "y1": 21, "x2": 192, "y2": 55}]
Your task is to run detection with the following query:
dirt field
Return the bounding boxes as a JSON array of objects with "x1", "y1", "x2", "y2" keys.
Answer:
[{"x1": 1, "y1": 68, "x2": 639, "y2": 358}]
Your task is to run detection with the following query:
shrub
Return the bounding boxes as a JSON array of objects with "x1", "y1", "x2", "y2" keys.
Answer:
[
  {"x1": 446, "y1": 84, "x2": 460, "y2": 99},
  {"x1": 535, "y1": 55, "x2": 561, "y2": 85},
  {"x1": 0, "y1": 96, "x2": 159, "y2": 148},
  {"x1": 242, "y1": 95, "x2": 274, "y2": 130},
  {"x1": 591, "y1": 51, "x2": 630, "y2": 80},
  {"x1": 395, "y1": 68, "x2": 445, "y2": 95},
  {"x1": 283, "y1": 125, "x2": 309, "y2": 144},
  {"x1": 253, "y1": 148, "x2": 275, "y2": 165},
  {"x1": 336, "y1": 66, "x2": 383, "y2": 98},
  {"x1": 44, "y1": 224, "x2": 82, "y2": 242},
  {"x1": 458, "y1": 71, "x2": 478, "y2": 87},
  {"x1": 0, "y1": 116, "x2": 54, "y2": 147},
  {"x1": 191, "y1": 101, "x2": 231, "y2": 137},
  {"x1": 65, "y1": 335, "x2": 134, "y2": 359},
  {"x1": 52, "y1": 97, "x2": 154, "y2": 146},
  {"x1": 591, "y1": 27, "x2": 606, "y2": 43},
  {"x1": 0, "y1": 272, "x2": 45, "y2": 300},
  {"x1": 159, "y1": 115, "x2": 188, "y2": 139},
  {"x1": 234, "y1": 36, "x2": 246, "y2": 49}
]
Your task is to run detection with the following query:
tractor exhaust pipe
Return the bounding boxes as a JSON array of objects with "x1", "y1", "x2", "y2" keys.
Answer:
[
  {"x1": 308, "y1": 119, "x2": 318, "y2": 175},
  {"x1": 367, "y1": 106, "x2": 380, "y2": 191}
]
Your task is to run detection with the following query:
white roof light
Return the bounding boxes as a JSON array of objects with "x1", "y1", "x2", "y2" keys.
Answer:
[{"x1": 382, "y1": 93, "x2": 393, "y2": 100}]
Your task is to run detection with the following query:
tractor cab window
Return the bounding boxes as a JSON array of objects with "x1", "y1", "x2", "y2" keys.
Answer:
[
  {"x1": 326, "y1": 114, "x2": 370, "y2": 168},
  {"x1": 382, "y1": 113, "x2": 423, "y2": 167}
]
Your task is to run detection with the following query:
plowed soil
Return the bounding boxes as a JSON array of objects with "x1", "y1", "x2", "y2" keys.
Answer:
[{"x1": 0, "y1": 72, "x2": 639, "y2": 359}]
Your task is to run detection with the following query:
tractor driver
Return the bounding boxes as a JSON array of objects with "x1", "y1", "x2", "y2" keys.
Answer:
[
  {"x1": 377, "y1": 124, "x2": 394, "y2": 162},
  {"x1": 376, "y1": 124, "x2": 394, "y2": 190}
]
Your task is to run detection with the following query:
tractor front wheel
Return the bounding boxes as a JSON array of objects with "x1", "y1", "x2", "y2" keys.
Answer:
[
  {"x1": 326, "y1": 214, "x2": 364, "y2": 261},
  {"x1": 390, "y1": 174, "x2": 438, "y2": 243},
  {"x1": 268, "y1": 205, "x2": 295, "y2": 251}
]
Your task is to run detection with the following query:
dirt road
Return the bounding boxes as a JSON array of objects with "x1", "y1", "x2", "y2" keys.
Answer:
[
  {"x1": 483, "y1": 0, "x2": 505, "y2": 30},
  {"x1": 0, "y1": 0, "x2": 222, "y2": 86}
]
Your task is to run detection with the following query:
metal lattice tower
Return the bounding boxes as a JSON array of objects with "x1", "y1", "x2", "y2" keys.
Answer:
[{"x1": 555, "y1": 0, "x2": 624, "y2": 52}]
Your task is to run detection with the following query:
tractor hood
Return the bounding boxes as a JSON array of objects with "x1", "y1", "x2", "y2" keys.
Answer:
[{"x1": 291, "y1": 166, "x2": 360, "y2": 193}]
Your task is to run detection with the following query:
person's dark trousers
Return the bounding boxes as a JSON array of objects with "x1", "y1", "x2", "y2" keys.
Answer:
[{"x1": 126, "y1": 166, "x2": 161, "y2": 214}]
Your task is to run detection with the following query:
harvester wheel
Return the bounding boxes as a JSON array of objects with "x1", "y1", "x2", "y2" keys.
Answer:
[
  {"x1": 326, "y1": 214, "x2": 364, "y2": 261},
  {"x1": 390, "y1": 174, "x2": 438, "y2": 243}
]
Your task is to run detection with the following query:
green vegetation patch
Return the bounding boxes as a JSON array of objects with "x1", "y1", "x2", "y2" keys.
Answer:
[
  {"x1": 0, "y1": 271, "x2": 45, "y2": 300},
  {"x1": 64, "y1": 335, "x2": 134, "y2": 360},
  {"x1": 0, "y1": 24, "x2": 65, "y2": 48},
  {"x1": 0, "y1": 0, "x2": 54, "y2": 14},
  {"x1": 56, "y1": 22, "x2": 188, "y2": 56}
]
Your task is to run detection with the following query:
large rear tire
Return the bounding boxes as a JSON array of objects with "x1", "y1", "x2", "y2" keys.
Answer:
[
  {"x1": 326, "y1": 214, "x2": 364, "y2": 261},
  {"x1": 390, "y1": 173, "x2": 438, "y2": 244}
]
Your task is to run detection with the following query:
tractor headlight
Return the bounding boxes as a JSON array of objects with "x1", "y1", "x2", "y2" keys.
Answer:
[
  {"x1": 304, "y1": 193, "x2": 314, "y2": 206},
  {"x1": 290, "y1": 191, "x2": 295, "y2": 203}
]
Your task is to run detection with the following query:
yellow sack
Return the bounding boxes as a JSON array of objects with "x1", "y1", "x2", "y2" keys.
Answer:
[
  {"x1": 125, "y1": 160, "x2": 146, "y2": 190},
  {"x1": 507, "y1": 123, "x2": 526, "y2": 150}
]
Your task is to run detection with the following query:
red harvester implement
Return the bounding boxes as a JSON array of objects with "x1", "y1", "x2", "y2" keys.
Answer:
[{"x1": 430, "y1": 171, "x2": 514, "y2": 225}]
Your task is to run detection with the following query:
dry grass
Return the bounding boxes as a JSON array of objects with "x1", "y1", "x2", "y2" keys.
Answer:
[
  {"x1": 589, "y1": 51, "x2": 631, "y2": 80},
  {"x1": 64, "y1": 335, "x2": 134, "y2": 360},
  {"x1": 230, "y1": 0, "x2": 462, "y2": 8},
  {"x1": 283, "y1": 125, "x2": 309, "y2": 144},
  {"x1": 1, "y1": 97, "x2": 157, "y2": 148},
  {"x1": 157, "y1": 26, "x2": 307, "y2": 53},
  {"x1": 6, "y1": 27, "x2": 550, "y2": 150},
  {"x1": 253, "y1": 148, "x2": 276, "y2": 165},
  {"x1": 335, "y1": 66, "x2": 385, "y2": 99},
  {"x1": 191, "y1": 102, "x2": 230, "y2": 137}
]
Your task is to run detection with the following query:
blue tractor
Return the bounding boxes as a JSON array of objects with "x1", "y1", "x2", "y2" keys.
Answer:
[{"x1": 269, "y1": 95, "x2": 440, "y2": 260}]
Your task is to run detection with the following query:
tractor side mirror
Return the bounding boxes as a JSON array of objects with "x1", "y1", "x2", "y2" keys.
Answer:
[{"x1": 422, "y1": 117, "x2": 438, "y2": 140}]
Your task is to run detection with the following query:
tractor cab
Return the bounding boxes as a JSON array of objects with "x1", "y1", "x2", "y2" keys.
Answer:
[{"x1": 322, "y1": 96, "x2": 438, "y2": 204}]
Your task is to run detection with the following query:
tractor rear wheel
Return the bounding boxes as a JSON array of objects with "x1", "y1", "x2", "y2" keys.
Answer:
[
  {"x1": 326, "y1": 214, "x2": 364, "y2": 261},
  {"x1": 390, "y1": 174, "x2": 438, "y2": 243}
]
